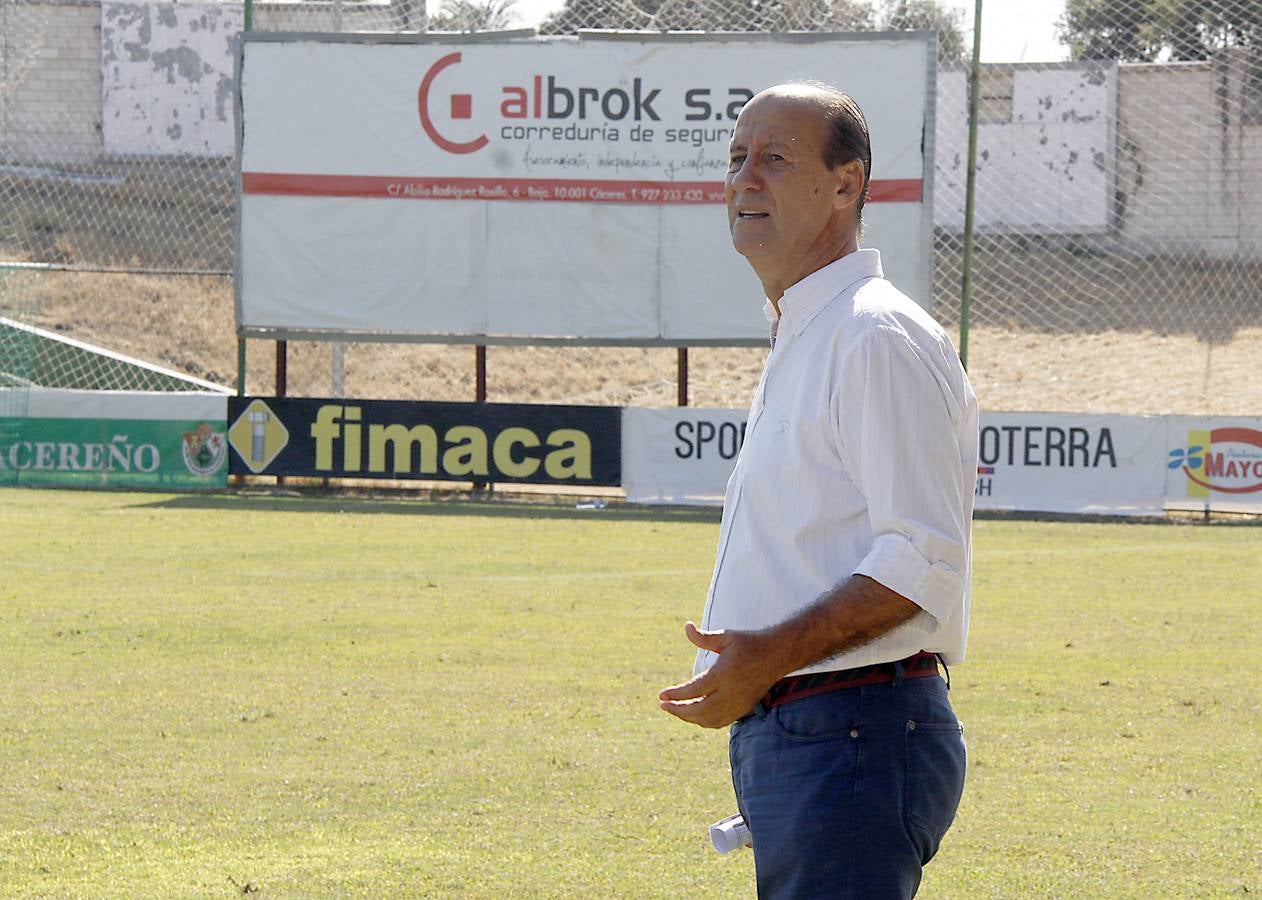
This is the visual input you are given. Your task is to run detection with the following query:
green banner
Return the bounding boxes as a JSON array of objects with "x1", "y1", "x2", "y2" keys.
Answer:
[{"x1": 0, "y1": 416, "x2": 227, "y2": 489}]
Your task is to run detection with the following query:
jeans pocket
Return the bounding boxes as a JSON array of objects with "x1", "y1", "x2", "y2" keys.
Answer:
[
  {"x1": 903, "y1": 719, "x2": 966, "y2": 864},
  {"x1": 770, "y1": 694, "x2": 860, "y2": 742}
]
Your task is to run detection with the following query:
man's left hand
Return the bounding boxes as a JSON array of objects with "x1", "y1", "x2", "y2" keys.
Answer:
[{"x1": 658, "y1": 622, "x2": 784, "y2": 729}]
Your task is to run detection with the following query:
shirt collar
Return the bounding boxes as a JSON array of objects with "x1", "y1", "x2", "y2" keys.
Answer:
[{"x1": 762, "y1": 248, "x2": 884, "y2": 340}]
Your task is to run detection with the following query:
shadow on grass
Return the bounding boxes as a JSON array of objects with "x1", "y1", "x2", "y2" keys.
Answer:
[
  {"x1": 126, "y1": 492, "x2": 1262, "y2": 527},
  {"x1": 975, "y1": 509, "x2": 1262, "y2": 527},
  {"x1": 127, "y1": 491, "x2": 725, "y2": 524}
]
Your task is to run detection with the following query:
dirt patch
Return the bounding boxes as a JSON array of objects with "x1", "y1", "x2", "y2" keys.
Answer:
[
  {"x1": 1, "y1": 167, "x2": 233, "y2": 272},
  {"x1": 4, "y1": 265, "x2": 1261, "y2": 415},
  {"x1": 3, "y1": 163, "x2": 1260, "y2": 414}
]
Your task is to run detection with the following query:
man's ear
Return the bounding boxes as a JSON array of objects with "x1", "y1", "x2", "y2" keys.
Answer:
[{"x1": 833, "y1": 159, "x2": 865, "y2": 212}]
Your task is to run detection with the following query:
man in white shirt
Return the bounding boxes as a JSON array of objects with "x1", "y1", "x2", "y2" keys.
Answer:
[{"x1": 659, "y1": 82, "x2": 978, "y2": 898}]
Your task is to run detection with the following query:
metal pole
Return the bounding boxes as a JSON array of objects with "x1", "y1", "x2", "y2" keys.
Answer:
[
  {"x1": 235, "y1": 0, "x2": 252, "y2": 488},
  {"x1": 276, "y1": 340, "x2": 287, "y2": 396},
  {"x1": 959, "y1": 0, "x2": 984, "y2": 370},
  {"x1": 475, "y1": 344, "x2": 487, "y2": 402},
  {"x1": 473, "y1": 344, "x2": 489, "y2": 492},
  {"x1": 677, "y1": 347, "x2": 688, "y2": 407},
  {"x1": 274, "y1": 342, "x2": 286, "y2": 485}
]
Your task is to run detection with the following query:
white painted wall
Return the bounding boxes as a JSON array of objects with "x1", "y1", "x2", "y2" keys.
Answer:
[
  {"x1": 101, "y1": 2, "x2": 242, "y2": 156},
  {"x1": 936, "y1": 63, "x2": 1116, "y2": 234}
]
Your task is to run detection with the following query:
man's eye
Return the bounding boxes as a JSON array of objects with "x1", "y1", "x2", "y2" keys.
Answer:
[
  {"x1": 728, "y1": 154, "x2": 746, "y2": 169},
  {"x1": 768, "y1": 154, "x2": 784, "y2": 163}
]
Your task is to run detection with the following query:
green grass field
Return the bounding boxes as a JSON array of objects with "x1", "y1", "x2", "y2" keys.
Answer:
[{"x1": 1, "y1": 488, "x2": 1258, "y2": 897}]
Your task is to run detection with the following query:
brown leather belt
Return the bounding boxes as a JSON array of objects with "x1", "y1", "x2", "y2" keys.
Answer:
[{"x1": 762, "y1": 651, "x2": 940, "y2": 710}]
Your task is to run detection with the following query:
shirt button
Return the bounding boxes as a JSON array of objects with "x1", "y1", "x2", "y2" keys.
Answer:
[{"x1": 849, "y1": 728, "x2": 859, "y2": 739}]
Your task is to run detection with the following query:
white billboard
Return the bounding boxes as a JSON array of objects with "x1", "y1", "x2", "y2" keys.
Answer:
[
  {"x1": 236, "y1": 33, "x2": 935, "y2": 342},
  {"x1": 623, "y1": 407, "x2": 1174, "y2": 516}
]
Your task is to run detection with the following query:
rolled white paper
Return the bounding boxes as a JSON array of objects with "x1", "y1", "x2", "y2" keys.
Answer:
[{"x1": 709, "y1": 814, "x2": 753, "y2": 854}]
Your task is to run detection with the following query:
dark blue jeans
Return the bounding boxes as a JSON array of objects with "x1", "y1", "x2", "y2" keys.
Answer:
[{"x1": 729, "y1": 675, "x2": 966, "y2": 899}]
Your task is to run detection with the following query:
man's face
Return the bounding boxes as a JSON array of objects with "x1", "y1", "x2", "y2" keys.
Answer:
[{"x1": 725, "y1": 90, "x2": 859, "y2": 297}]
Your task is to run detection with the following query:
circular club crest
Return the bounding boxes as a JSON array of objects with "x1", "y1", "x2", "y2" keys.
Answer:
[{"x1": 182, "y1": 422, "x2": 227, "y2": 476}]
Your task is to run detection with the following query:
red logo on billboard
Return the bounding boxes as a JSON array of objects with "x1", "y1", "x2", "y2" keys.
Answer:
[
  {"x1": 418, "y1": 52, "x2": 488, "y2": 154},
  {"x1": 1178, "y1": 427, "x2": 1262, "y2": 494}
]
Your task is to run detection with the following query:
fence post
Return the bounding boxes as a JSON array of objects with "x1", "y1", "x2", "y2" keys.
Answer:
[
  {"x1": 475, "y1": 344, "x2": 487, "y2": 402},
  {"x1": 959, "y1": 0, "x2": 984, "y2": 370},
  {"x1": 275, "y1": 340, "x2": 287, "y2": 396},
  {"x1": 677, "y1": 347, "x2": 688, "y2": 407}
]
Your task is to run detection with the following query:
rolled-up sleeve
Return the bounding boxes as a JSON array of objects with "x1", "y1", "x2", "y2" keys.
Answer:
[{"x1": 837, "y1": 325, "x2": 973, "y2": 625}]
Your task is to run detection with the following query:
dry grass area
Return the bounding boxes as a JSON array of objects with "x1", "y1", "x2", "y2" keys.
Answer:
[
  {"x1": 3, "y1": 265, "x2": 1261, "y2": 415},
  {"x1": 3, "y1": 163, "x2": 1259, "y2": 414},
  {"x1": 962, "y1": 325, "x2": 1262, "y2": 415}
]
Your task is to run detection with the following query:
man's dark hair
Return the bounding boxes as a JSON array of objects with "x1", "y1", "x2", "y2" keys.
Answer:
[{"x1": 797, "y1": 82, "x2": 872, "y2": 232}]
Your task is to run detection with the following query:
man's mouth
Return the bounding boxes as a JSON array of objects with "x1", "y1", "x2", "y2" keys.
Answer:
[{"x1": 736, "y1": 211, "x2": 769, "y2": 220}]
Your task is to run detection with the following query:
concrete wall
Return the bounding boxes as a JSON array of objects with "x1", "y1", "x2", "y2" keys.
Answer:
[
  {"x1": 1116, "y1": 56, "x2": 1261, "y2": 256},
  {"x1": 0, "y1": 0, "x2": 402, "y2": 163},
  {"x1": 1, "y1": 0, "x2": 103, "y2": 164},
  {"x1": 936, "y1": 63, "x2": 1116, "y2": 235}
]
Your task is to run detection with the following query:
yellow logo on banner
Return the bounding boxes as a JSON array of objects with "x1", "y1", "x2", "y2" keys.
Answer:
[{"x1": 228, "y1": 400, "x2": 289, "y2": 474}]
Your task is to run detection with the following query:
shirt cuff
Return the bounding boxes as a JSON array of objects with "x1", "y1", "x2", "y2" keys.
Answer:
[{"x1": 853, "y1": 532, "x2": 964, "y2": 626}]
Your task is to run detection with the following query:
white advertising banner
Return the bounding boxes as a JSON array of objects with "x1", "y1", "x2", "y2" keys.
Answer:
[
  {"x1": 15, "y1": 388, "x2": 227, "y2": 421},
  {"x1": 237, "y1": 34, "x2": 934, "y2": 341},
  {"x1": 1163, "y1": 416, "x2": 1262, "y2": 514},
  {"x1": 622, "y1": 406, "x2": 748, "y2": 504},
  {"x1": 972, "y1": 412, "x2": 1165, "y2": 515},
  {"x1": 622, "y1": 407, "x2": 1170, "y2": 515}
]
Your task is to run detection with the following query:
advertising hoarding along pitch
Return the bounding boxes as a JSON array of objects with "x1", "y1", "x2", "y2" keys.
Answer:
[
  {"x1": 228, "y1": 397, "x2": 621, "y2": 486},
  {"x1": 237, "y1": 34, "x2": 934, "y2": 342},
  {"x1": 622, "y1": 408, "x2": 1175, "y2": 515},
  {"x1": 1164, "y1": 416, "x2": 1262, "y2": 514},
  {"x1": 0, "y1": 388, "x2": 228, "y2": 490}
]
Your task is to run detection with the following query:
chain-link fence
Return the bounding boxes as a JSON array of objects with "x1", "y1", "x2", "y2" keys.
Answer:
[{"x1": 1, "y1": 0, "x2": 1259, "y2": 413}]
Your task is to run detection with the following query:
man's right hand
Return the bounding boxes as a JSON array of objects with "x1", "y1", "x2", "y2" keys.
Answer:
[{"x1": 657, "y1": 622, "x2": 783, "y2": 729}]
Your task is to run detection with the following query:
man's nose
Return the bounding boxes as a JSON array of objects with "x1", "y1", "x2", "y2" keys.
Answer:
[{"x1": 728, "y1": 159, "x2": 759, "y2": 191}]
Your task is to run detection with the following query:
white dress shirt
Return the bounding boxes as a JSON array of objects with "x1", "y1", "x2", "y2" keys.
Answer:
[{"x1": 695, "y1": 248, "x2": 979, "y2": 678}]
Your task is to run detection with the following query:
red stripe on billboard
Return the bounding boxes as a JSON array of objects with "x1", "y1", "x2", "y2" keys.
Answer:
[
  {"x1": 242, "y1": 173, "x2": 923, "y2": 205},
  {"x1": 866, "y1": 179, "x2": 923, "y2": 202}
]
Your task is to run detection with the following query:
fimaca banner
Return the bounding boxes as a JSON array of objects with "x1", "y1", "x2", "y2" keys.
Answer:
[
  {"x1": 1164, "y1": 417, "x2": 1262, "y2": 513},
  {"x1": 228, "y1": 397, "x2": 621, "y2": 486}
]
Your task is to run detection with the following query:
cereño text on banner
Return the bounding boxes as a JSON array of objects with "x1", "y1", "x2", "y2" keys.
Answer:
[
  {"x1": 1163, "y1": 416, "x2": 1262, "y2": 514},
  {"x1": 0, "y1": 388, "x2": 229, "y2": 489},
  {"x1": 622, "y1": 408, "x2": 1169, "y2": 515},
  {"x1": 237, "y1": 35, "x2": 933, "y2": 341}
]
